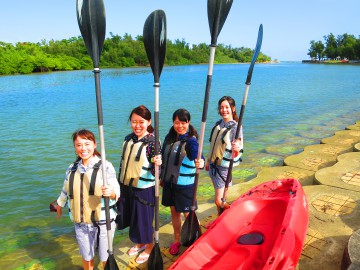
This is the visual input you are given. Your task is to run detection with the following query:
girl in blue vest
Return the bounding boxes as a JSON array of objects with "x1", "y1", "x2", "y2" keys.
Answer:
[
  {"x1": 161, "y1": 108, "x2": 204, "y2": 255},
  {"x1": 116, "y1": 105, "x2": 162, "y2": 264},
  {"x1": 54, "y1": 129, "x2": 120, "y2": 270},
  {"x1": 206, "y1": 96, "x2": 243, "y2": 215}
]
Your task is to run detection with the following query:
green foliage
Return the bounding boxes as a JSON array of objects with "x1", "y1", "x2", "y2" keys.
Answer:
[
  {"x1": 308, "y1": 33, "x2": 360, "y2": 60},
  {"x1": 0, "y1": 34, "x2": 271, "y2": 75}
]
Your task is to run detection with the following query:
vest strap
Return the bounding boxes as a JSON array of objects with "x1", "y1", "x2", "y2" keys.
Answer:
[
  {"x1": 89, "y1": 161, "x2": 102, "y2": 196},
  {"x1": 174, "y1": 140, "x2": 187, "y2": 166},
  {"x1": 182, "y1": 163, "x2": 195, "y2": 169},
  {"x1": 209, "y1": 120, "x2": 222, "y2": 142},
  {"x1": 68, "y1": 162, "x2": 79, "y2": 199},
  {"x1": 91, "y1": 211, "x2": 100, "y2": 250},
  {"x1": 128, "y1": 178, "x2": 154, "y2": 207},
  {"x1": 179, "y1": 173, "x2": 196, "y2": 177},
  {"x1": 118, "y1": 140, "x2": 130, "y2": 183},
  {"x1": 221, "y1": 123, "x2": 235, "y2": 144},
  {"x1": 135, "y1": 142, "x2": 147, "y2": 161}
]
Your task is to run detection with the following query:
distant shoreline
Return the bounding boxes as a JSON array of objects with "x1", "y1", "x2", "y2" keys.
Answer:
[{"x1": 302, "y1": 60, "x2": 360, "y2": 64}]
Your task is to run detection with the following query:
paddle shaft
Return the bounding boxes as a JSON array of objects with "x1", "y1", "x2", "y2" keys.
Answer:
[
  {"x1": 92, "y1": 70, "x2": 114, "y2": 256},
  {"x1": 77, "y1": 0, "x2": 114, "y2": 256},
  {"x1": 142, "y1": 10, "x2": 166, "y2": 269},
  {"x1": 220, "y1": 24, "x2": 263, "y2": 213},
  {"x1": 154, "y1": 82, "x2": 160, "y2": 242},
  {"x1": 220, "y1": 83, "x2": 248, "y2": 210},
  {"x1": 191, "y1": 45, "x2": 216, "y2": 208}
]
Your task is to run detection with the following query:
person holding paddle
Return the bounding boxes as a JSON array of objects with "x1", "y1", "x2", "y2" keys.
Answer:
[
  {"x1": 116, "y1": 105, "x2": 162, "y2": 264},
  {"x1": 161, "y1": 108, "x2": 205, "y2": 255},
  {"x1": 53, "y1": 129, "x2": 120, "y2": 270},
  {"x1": 206, "y1": 96, "x2": 243, "y2": 214}
]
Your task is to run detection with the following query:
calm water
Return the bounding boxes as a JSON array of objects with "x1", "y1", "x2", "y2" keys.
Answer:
[{"x1": 0, "y1": 62, "x2": 359, "y2": 269}]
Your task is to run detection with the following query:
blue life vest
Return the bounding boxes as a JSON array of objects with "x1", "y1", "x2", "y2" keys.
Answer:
[{"x1": 161, "y1": 137, "x2": 196, "y2": 186}]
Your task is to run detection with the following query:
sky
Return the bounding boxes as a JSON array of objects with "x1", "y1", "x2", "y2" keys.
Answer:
[{"x1": 1, "y1": 0, "x2": 359, "y2": 61}]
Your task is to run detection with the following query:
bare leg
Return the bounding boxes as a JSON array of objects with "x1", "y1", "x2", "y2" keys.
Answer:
[
  {"x1": 215, "y1": 187, "x2": 224, "y2": 212},
  {"x1": 82, "y1": 258, "x2": 94, "y2": 270},
  {"x1": 170, "y1": 206, "x2": 182, "y2": 243},
  {"x1": 215, "y1": 187, "x2": 230, "y2": 213}
]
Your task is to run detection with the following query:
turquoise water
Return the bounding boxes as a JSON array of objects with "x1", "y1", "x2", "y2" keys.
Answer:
[{"x1": 0, "y1": 62, "x2": 359, "y2": 269}]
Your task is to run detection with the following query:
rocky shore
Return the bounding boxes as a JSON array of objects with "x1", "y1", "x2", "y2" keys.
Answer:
[{"x1": 111, "y1": 120, "x2": 360, "y2": 270}]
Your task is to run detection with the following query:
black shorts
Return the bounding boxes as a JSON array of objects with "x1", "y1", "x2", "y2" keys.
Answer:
[{"x1": 161, "y1": 182, "x2": 197, "y2": 213}]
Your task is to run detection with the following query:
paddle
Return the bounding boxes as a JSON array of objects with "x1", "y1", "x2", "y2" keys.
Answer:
[
  {"x1": 219, "y1": 24, "x2": 263, "y2": 216},
  {"x1": 143, "y1": 10, "x2": 166, "y2": 270},
  {"x1": 180, "y1": 0, "x2": 233, "y2": 247},
  {"x1": 76, "y1": 1, "x2": 119, "y2": 269}
]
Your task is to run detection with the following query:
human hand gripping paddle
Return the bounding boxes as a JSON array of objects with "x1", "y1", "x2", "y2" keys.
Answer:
[
  {"x1": 218, "y1": 24, "x2": 263, "y2": 216},
  {"x1": 143, "y1": 10, "x2": 166, "y2": 270},
  {"x1": 180, "y1": 0, "x2": 233, "y2": 247},
  {"x1": 76, "y1": 1, "x2": 119, "y2": 269}
]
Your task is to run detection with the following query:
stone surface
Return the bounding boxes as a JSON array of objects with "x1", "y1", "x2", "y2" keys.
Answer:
[
  {"x1": 346, "y1": 121, "x2": 360, "y2": 130},
  {"x1": 314, "y1": 152, "x2": 360, "y2": 192},
  {"x1": 284, "y1": 151, "x2": 337, "y2": 171},
  {"x1": 304, "y1": 144, "x2": 353, "y2": 157},
  {"x1": 321, "y1": 132, "x2": 360, "y2": 148},
  {"x1": 251, "y1": 165, "x2": 314, "y2": 186},
  {"x1": 298, "y1": 185, "x2": 360, "y2": 270}
]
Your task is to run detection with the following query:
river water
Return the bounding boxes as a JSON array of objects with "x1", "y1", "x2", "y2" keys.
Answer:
[{"x1": 0, "y1": 62, "x2": 359, "y2": 269}]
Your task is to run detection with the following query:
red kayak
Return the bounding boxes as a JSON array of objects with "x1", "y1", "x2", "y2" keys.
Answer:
[{"x1": 169, "y1": 178, "x2": 308, "y2": 270}]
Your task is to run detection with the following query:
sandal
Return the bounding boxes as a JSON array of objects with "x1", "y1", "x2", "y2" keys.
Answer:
[
  {"x1": 127, "y1": 245, "x2": 146, "y2": 256},
  {"x1": 135, "y1": 252, "x2": 150, "y2": 264},
  {"x1": 169, "y1": 242, "x2": 181, "y2": 255}
]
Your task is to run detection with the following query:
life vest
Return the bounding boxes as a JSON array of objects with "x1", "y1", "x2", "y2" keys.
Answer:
[
  {"x1": 118, "y1": 135, "x2": 155, "y2": 188},
  {"x1": 66, "y1": 160, "x2": 116, "y2": 224},
  {"x1": 208, "y1": 120, "x2": 243, "y2": 168},
  {"x1": 161, "y1": 137, "x2": 196, "y2": 186}
]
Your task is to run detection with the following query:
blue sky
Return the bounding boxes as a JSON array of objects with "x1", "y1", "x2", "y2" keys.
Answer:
[{"x1": 1, "y1": 0, "x2": 359, "y2": 61}]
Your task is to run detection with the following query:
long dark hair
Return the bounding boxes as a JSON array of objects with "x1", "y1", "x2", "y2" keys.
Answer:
[
  {"x1": 128, "y1": 105, "x2": 154, "y2": 133},
  {"x1": 72, "y1": 129, "x2": 100, "y2": 162},
  {"x1": 218, "y1": 96, "x2": 239, "y2": 122},
  {"x1": 166, "y1": 108, "x2": 198, "y2": 143}
]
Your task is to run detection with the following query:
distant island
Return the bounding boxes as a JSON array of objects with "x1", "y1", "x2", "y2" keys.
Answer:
[
  {"x1": 0, "y1": 33, "x2": 271, "y2": 76},
  {"x1": 303, "y1": 33, "x2": 360, "y2": 63},
  {"x1": 302, "y1": 58, "x2": 360, "y2": 64}
]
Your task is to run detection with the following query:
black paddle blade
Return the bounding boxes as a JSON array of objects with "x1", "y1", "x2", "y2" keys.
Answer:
[
  {"x1": 76, "y1": 0, "x2": 106, "y2": 68},
  {"x1": 143, "y1": 10, "x2": 167, "y2": 83},
  {"x1": 148, "y1": 243, "x2": 163, "y2": 270},
  {"x1": 180, "y1": 211, "x2": 202, "y2": 247},
  {"x1": 104, "y1": 254, "x2": 119, "y2": 270},
  {"x1": 208, "y1": 0, "x2": 233, "y2": 46},
  {"x1": 246, "y1": 24, "x2": 263, "y2": 85}
]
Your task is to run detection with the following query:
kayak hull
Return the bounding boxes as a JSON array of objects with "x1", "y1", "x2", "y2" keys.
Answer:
[{"x1": 169, "y1": 178, "x2": 309, "y2": 270}]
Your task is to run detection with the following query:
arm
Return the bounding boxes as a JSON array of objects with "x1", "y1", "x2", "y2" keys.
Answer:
[
  {"x1": 186, "y1": 137, "x2": 205, "y2": 169},
  {"x1": 102, "y1": 161, "x2": 120, "y2": 200},
  {"x1": 55, "y1": 167, "x2": 72, "y2": 218},
  {"x1": 231, "y1": 125, "x2": 244, "y2": 157}
]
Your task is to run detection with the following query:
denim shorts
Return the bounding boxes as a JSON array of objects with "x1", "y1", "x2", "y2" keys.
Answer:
[
  {"x1": 209, "y1": 165, "x2": 233, "y2": 189},
  {"x1": 74, "y1": 220, "x2": 116, "y2": 262}
]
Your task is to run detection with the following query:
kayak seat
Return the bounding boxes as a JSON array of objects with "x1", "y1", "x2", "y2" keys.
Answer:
[{"x1": 238, "y1": 232, "x2": 264, "y2": 245}]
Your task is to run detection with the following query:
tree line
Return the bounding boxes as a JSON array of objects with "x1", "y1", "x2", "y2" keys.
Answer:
[
  {"x1": 308, "y1": 33, "x2": 360, "y2": 61},
  {"x1": 0, "y1": 33, "x2": 271, "y2": 75}
]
